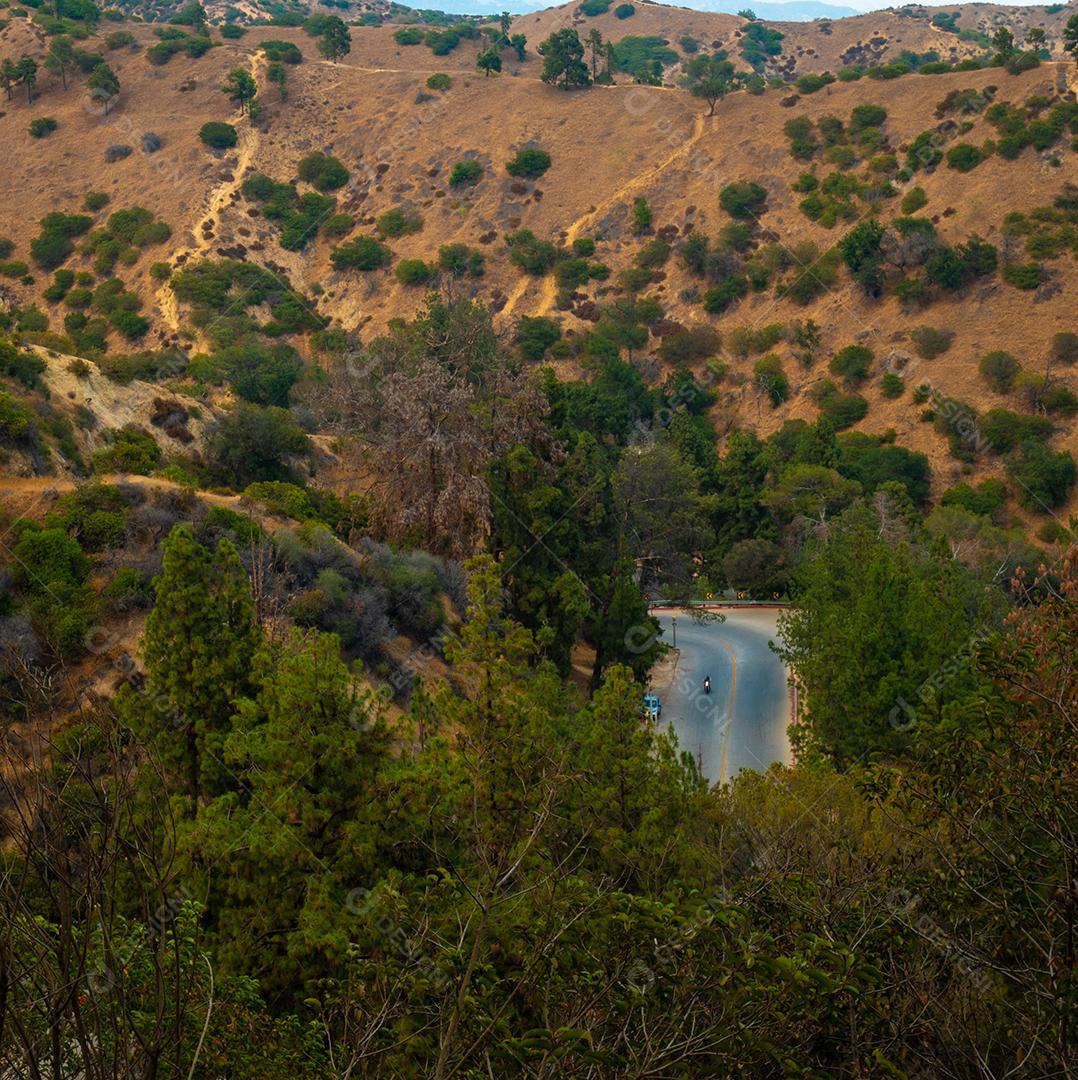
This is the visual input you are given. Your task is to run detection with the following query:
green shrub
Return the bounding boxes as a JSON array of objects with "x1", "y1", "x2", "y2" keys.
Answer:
[
  {"x1": 946, "y1": 143, "x2": 985, "y2": 171},
  {"x1": 29, "y1": 116, "x2": 57, "y2": 138},
  {"x1": 376, "y1": 208, "x2": 423, "y2": 238},
  {"x1": 260, "y1": 38, "x2": 302, "y2": 62},
  {"x1": 439, "y1": 243, "x2": 485, "y2": 277},
  {"x1": 330, "y1": 236, "x2": 392, "y2": 271},
  {"x1": 30, "y1": 212, "x2": 92, "y2": 270},
  {"x1": 828, "y1": 344, "x2": 873, "y2": 385},
  {"x1": 979, "y1": 350, "x2": 1021, "y2": 393},
  {"x1": 395, "y1": 258, "x2": 433, "y2": 285},
  {"x1": 1006, "y1": 441, "x2": 1076, "y2": 510},
  {"x1": 506, "y1": 148, "x2": 551, "y2": 179},
  {"x1": 92, "y1": 425, "x2": 161, "y2": 474},
  {"x1": 219, "y1": 22, "x2": 246, "y2": 38},
  {"x1": 719, "y1": 181, "x2": 767, "y2": 220},
  {"x1": 297, "y1": 152, "x2": 349, "y2": 191},
  {"x1": 449, "y1": 159, "x2": 483, "y2": 187},
  {"x1": 702, "y1": 275, "x2": 748, "y2": 313},
  {"x1": 881, "y1": 372, "x2": 904, "y2": 398},
  {"x1": 322, "y1": 213, "x2": 353, "y2": 238},
  {"x1": 505, "y1": 230, "x2": 556, "y2": 276},
  {"x1": 850, "y1": 103, "x2": 887, "y2": 132},
  {"x1": 393, "y1": 26, "x2": 423, "y2": 45},
  {"x1": 909, "y1": 326, "x2": 954, "y2": 359},
  {"x1": 516, "y1": 315, "x2": 561, "y2": 361},
  {"x1": 753, "y1": 353, "x2": 788, "y2": 407},
  {"x1": 1001, "y1": 262, "x2": 1042, "y2": 289},
  {"x1": 614, "y1": 3, "x2": 635, "y2": 17},
  {"x1": 1050, "y1": 332, "x2": 1078, "y2": 364},
  {"x1": 199, "y1": 122, "x2": 237, "y2": 149},
  {"x1": 900, "y1": 186, "x2": 927, "y2": 214},
  {"x1": 426, "y1": 72, "x2": 452, "y2": 90},
  {"x1": 979, "y1": 408, "x2": 1053, "y2": 454}
]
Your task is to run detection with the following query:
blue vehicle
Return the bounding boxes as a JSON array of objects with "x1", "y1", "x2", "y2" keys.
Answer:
[{"x1": 642, "y1": 692, "x2": 661, "y2": 721}]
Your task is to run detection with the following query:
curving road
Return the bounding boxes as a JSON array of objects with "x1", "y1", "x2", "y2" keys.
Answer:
[{"x1": 651, "y1": 608, "x2": 792, "y2": 786}]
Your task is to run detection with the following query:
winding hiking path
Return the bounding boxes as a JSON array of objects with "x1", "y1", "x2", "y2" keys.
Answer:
[
  {"x1": 155, "y1": 51, "x2": 266, "y2": 334},
  {"x1": 500, "y1": 110, "x2": 711, "y2": 324}
]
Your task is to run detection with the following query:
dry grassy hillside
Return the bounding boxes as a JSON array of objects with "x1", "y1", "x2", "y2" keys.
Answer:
[{"x1": 0, "y1": 2, "x2": 1076, "y2": 516}]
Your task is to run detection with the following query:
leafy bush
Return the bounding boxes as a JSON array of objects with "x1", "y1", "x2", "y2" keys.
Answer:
[
  {"x1": 439, "y1": 243, "x2": 485, "y2": 277},
  {"x1": 29, "y1": 116, "x2": 57, "y2": 138},
  {"x1": 376, "y1": 208, "x2": 423, "y2": 238},
  {"x1": 297, "y1": 152, "x2": 349, "y2": 191},
  {"x1": 909, "y1": 326, "x2": 954, "y2": 359},
  {"x1": 881, "y1": 372, "x2": 904, "y2": 398},
  {"x1": 395, "y1": 258, "x2": 433, "y2": 286},
  {"x1": 946, "y1": 143, "x2": 985, "y2": 171},
  {"x1": 219, "y1": 22, "x2": 246, "y2": 38},
  {"x1": 505, "y1": 230, "x2": 556, "y2": 276},
  {"x1": 330, "y1": 236, "x2": 392, "y2": 271},
  {"x1": 322, "y1": 213, "x2": 353, "y2": 239},
  {"x1": 940, "y1": 478, "x2": 1007, "y2": 518},
  {"x1": 900, "y1": 186, "x2": 927, "y2": 214},
  {"x1": 702, "y1": 275, "x2": 748, "y2": 313},
  {"x1": 849, "y1": 104, "x2": 887, "y2": 133},
  {"x1": 719, "y1": 181, "x2": 767, "y2": 220},
  {"x1": 1001, "y1": 262, "x2": 1042, "y2": 290},
  {"x1": 209, "y1": 403, "x2": 311, "y2": 487},
  {"x1": 516, "y1": 316, "x2": 561, "y2": 361},
  {"x1": 979, "y1": 350, "x2": 1021, "y2": 393},
  {"x1": 1050, "y1": 332, "x2": 1078, "y2": 364},
  {"x1": 30, "y1": 212, "x2": 92, "y2": 270},
  {"x1": 979, "y1": 408, "x2": 1053, "y2": 454},
  {"x1": 828, "y1": 344, "x2": 873, "y2": 386},
  {"x1": 199, "y1": 122, "x2": 237, "y2": 149},
  {"x1": 218, "y1": 339, "x2": 303, "y2": 406},
  {"x1": 1006, "y1": 441, "x2": 1076, "y2": 510},
  {"x1": 393, "y1": 26, "x2": 424, "y2": 45},
  {"x1": 753, "y1": 353, "x2": 788, "y2": 407},
  {"x1": 426, "y1": 72, "x2": 451, "y2": 90},
  {"x1": 449, "y1": 159, "x2": 482, "y2": 187},
  {"x1": 506, "y1": 148, "x2": 551, "y2": 179},
  {"x1": 260, "y1": 39, "x2": 302, "y2": 63},
  {"x1": 92, "y1": 425, "x2": 161, "y2": 474},
  {"x1": 614, "y1": 3, "x2": 635, "y2": 17}
]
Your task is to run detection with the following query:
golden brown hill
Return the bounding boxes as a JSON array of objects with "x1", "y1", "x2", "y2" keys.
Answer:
[{"x1": 0, "y1": 4, "x2": 1076, "y2": 516}]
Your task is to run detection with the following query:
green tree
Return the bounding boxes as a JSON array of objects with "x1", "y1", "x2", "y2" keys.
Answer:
[
  {"x1": 86, "y1": 62, "x2": 119, "y2": 114},
  {"x1": 221, "y1": 66, "x2": 257, "y2": 115},
  {"x1": 477, "y1": 47, "x2": 501, "y2": 75},
  {"x1": 192, "y1": 627, "x2": 389, "y2": 992},
  {"x1": 317, "y1": 15, "x2": 351, "y2": 60},
  {"x1": 538, "y1": 28, "x2": 590, "y2": 88},
  {"x1": 1065, "y1": 14, "x2": 1078, "y2": 64},
  {"x1": 509, "y1": 32, "x2": 527, "y2": 60},
  {"x1": 267, "y1": 60, "x2": 288, "y2": 100},
  {"x1": 45, "y1": 37, "x2": 76, "y2": 91},
  {"x1": 575, "y1": 663, "x2": 703, "y2": 888},
  {"x1": 685, "y1": 51, "x2": 738, "y2": 115},
  {"x1": 776, "y1": 500, "x2": 1003, "y2": 764},
  {"x1": 588, "y1": 545, "x2": 662, "y2": 689},
  {"x1": 17, "y1": 57, "x2": 37, "y2": 104},
  {"x1": 140, "y1": 525, "x2": 261, "y2": 804}
]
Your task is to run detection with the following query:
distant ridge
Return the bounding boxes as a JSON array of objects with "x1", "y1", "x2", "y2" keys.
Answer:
[{"x1": 410, "y1": 0, "x2": 859, "y2": 17}]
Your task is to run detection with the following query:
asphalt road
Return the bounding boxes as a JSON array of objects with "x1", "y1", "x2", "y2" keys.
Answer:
[{"x1": 651, "y1": 609, "x2": 792, "y2": 786}]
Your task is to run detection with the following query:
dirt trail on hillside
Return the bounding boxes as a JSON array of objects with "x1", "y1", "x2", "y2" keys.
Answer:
[
  {"x1": 155, "y1": 52, "x2": 266, "y2": 335},
  {"x1": 0, "y1": 473, "x2": 253, "y2": 516},
  {"x1": 500, "y1": 110, "x2": 710, "y2": 325}
]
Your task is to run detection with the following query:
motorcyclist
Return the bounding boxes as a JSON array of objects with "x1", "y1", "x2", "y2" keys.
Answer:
[{"x1": 703, "y1": 676, "x2": 711, "y2": 694}]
